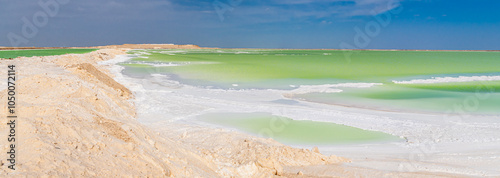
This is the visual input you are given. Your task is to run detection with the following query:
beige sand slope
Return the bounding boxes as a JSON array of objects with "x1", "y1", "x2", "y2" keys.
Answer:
[
  {"x1": 93, "y1": 44, "x2": 209, "y2": 49},
  {"x1": 0, "y1": 49, "x2": 462, "y2": 177}
]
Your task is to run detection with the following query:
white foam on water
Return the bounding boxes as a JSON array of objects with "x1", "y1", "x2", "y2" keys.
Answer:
[
  {"x1": 210, "y1": 50, "x2": 257, "y2": 54},
  {"x1": 159, "y1": 50, "x2": 186, "y2": 54},
  {"x1": 327, "y1": 83, "x2": 383, "y2": 88},
  {"x1": 133, "y1": 51, "x2": 152, "y2": 56},
  {"x1": 150, "y1": 73, "x2": 169, "y2": 77},
  {"x1": 122, "y1": 61, "x2": 188, "y2": 67},
  {"x1": 287, "y1": 84, "x2": 343, "y2": 94},
  {"x1": 149, "y1": 63, "x2": 184, "y2": 67},
  {"x1": 393, "y1": 75, "x2": 500, "y2": 84},
  {"x1": 283, "y1": 83, "x2": 382, "y2": 94},
  {"x1": 98, "y1": 54, "x2": 132, "y2": 65}
]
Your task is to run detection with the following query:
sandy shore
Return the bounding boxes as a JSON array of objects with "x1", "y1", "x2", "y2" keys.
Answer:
[{"x1": 0, "y1": 49, "x2": 465, "y2": 177}]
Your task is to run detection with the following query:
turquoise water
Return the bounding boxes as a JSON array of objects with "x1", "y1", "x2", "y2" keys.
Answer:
[
  {"x1": 199, "y1": 113, "x2": 400, "y2": 145},
  {"x1": 120, "y1": 49, "x2": 500, "y2": 144},
  {"x1": 122, "y1": 49, "x2": 500, "y2": 115},
  {"x1": 0, "y1": 49, "x2": 98, "y2": 59},
  {"x1": 292, "y1": 84, "x2": 500, "y2": 114},
  {"x1": 124, "y1": 49, "x2": 500, "y2": 84}
]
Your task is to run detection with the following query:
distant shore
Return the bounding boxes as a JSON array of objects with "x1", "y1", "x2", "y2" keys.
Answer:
[{"x1": 1, "y1": 44, "x2": 498, "y2": 52}]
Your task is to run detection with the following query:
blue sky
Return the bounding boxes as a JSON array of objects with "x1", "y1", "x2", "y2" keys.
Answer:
[{"x1": 1, "y1": 0, "x2": 499, "y2": 50}]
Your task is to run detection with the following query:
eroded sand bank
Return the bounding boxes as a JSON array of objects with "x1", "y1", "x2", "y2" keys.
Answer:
[{"x1": 0, "y1": 49, "x2": 461, "y2": 177}]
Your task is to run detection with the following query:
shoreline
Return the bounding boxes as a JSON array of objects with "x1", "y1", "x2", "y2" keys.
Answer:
[{"x1": 1, "y1": 44, "x2": 499, "y2": 52}]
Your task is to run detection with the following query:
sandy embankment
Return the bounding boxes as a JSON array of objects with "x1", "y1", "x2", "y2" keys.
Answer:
[
  {"x1": 93, "y1": 44, "x2": 214, "y2": 49},
  {"x1": 0, "y1": 49, "x2": 352, "y2": 177}
]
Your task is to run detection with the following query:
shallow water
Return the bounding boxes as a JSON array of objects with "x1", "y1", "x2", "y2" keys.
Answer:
[
  {"x1": 198, "y1": 113, "x2": 400, "y2": 145},
  {"x1": 125, "y1": 49, "x2": 500, "y2": 84},
  {"x1": 0, "y1": 49, "x2": 98, "y2": 59},
  {"x1": 292, "y1": 84, "x2": 500, "y2": 115},
  {"x1": 122, "y1": 49, "x2": 500, "y2": 114}
]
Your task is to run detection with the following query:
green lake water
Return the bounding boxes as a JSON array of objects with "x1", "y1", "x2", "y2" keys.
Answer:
[
  {"x1": 125, "y1": 49, "x2": 500, "y2": 84},
  {"x1": 121, "y1": 49, "x2": 500, "y2": 144},
  {"x1": 293, "y1": 83, "x2": 500, "y2": 114},
  {"x1": 0, "y1": 49, "x2": 98, "y2": 59},
  {"x1": 123, "y1": 49, "x2": 500, "y2": 114},
  {"x1": 199, "y1": 113, "x2": 400, "y2": 145}
]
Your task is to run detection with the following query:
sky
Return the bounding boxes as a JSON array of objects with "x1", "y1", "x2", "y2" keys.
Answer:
[{"x1": 1, "y1": 0, "x2": 499, "y2": 50}]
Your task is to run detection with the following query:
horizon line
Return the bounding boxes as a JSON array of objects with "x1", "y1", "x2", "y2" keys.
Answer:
[{"x1": 1, "y1": 44, "x2": 499, "y2": 52}]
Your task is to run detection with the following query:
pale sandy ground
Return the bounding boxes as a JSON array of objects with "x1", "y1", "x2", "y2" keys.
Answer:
[{"x1": 0, "y1": 49, "x2": 465, "y2": 177}]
